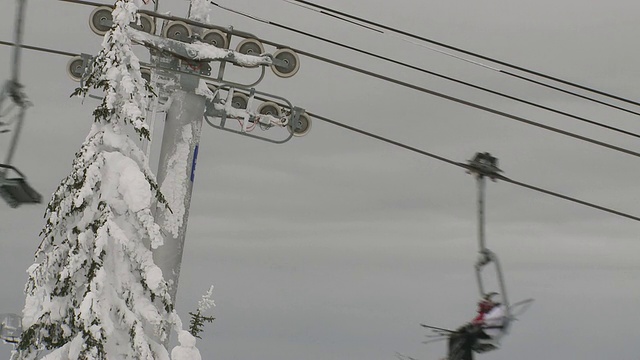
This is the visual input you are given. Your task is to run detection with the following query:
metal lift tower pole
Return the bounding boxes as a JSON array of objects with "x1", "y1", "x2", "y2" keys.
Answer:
[{"x1": 153, "y1": 78, "x2": 206, "y2": 305}]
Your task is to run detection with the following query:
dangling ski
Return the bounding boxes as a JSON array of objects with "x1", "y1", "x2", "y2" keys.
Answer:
[{"x1": 420, "y1": 323, "x2": 457, "y2": 333}]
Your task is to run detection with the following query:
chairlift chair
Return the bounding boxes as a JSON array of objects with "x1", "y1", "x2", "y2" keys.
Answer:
[
  {"x1": 0, "y1": 0, "x2": 42, "y2": 209},
  {"x1": 0, "y1": 164, "x2": 42, "y2": 208},
  {"x1": 0, "y1": 313, "x2": 22, "y2": 344}
]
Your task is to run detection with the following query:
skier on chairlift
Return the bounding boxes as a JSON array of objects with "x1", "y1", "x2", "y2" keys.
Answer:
[{"x1": 447, "y1": 292, "x2": 506, "y2": 360}]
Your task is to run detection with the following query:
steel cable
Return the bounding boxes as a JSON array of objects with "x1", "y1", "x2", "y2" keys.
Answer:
[
  {"x1": 2, "y1": 10, "x2": 638, "y2": 223},
  {"x1": 307, "y1": 110, "x2": 640, "y2": 223},
  {"x1": 209, "y1": 1, "x2": 640, "y2": 140},
  {"x1": 285, "y1": 0, "x2": 640, "y2": 115}
]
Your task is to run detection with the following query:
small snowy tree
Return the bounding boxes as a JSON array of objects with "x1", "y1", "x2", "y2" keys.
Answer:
[
  {"x1": 13, "y1": 1, "x2": 185, "y2": 359},
  {"x1": 188, "y1": 286, "x2": 215, "y2": 339}
]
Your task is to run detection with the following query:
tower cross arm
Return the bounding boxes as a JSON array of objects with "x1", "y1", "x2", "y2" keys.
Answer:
[{"x1": 126, "y1": 27, "x2": 279, "y2": 67}]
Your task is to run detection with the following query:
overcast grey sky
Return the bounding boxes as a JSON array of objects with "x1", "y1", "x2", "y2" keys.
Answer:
[{"x1": 2, "y1": 0, "x2": 640, "y2": 359}]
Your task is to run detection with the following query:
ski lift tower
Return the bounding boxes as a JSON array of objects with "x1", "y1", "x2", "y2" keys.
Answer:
[
  {"x1": 72, "y1": 1, "x2": 311, "y2": 308},
  {"x1": 0, "y1": 0, "x2": 42, "y2": 208}
]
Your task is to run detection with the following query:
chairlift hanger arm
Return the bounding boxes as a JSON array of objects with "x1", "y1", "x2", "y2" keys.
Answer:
[
  {"x1": 474, "y1": 249, "x2": 510, "y2": 311},
  {"x1": 3, "y1": 0, "x2": 29, "y2": 171},
  {"x1": 11, "y1": 0, "x2": 26, "y2": 84}
]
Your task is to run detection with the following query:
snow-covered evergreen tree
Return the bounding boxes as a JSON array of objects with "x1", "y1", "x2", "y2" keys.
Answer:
[{"x1": 12, "y1": 1, "x2": 190, "y2": 358}]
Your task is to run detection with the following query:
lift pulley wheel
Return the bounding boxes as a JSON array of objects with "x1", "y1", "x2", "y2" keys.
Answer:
[
  {"x1": 288, "y1": 112, "x2": 311, "y2": 137},
  {"x1": 202, "y1": 29, "x2": 228, "y2": 49},
  {"x1": 66, "y1": 56, "x2": 86, "y2": 82},
  {"x1": 132, "y1": 13, "x2": 156, "y2": 35},
  {"x1": 271, "y1": 48, "x2": 300, "y2": 78},
  {"x1": 89, "y1": 6, "x2": 114, "y2": 36},
  {"x1": 140, "y1": 67, "x2": 152, "y2": 84},
  {"x1": 230, "y1": 92, "x2": 249, "y2": 110},
  {"x1": 257, "y1": 101, "x2": 282, "y2": 117},
  {"x1": 235, "y1": 39, "x2": 264, "y2": 68},
  {"x1": 163, "y1": 20, "x2": 192, "y2": 42}
]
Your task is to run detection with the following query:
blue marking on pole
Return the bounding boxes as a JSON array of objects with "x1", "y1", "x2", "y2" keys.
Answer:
[{"x1": 191, "y1": 144, "x2": 199, "y2": 182}]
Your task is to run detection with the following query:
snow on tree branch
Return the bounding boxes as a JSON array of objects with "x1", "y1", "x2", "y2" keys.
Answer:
[
  {"x1": 197, "y1": 286, "x2": 215, "y2": 313},
  {"x1": 73, "y1": 0, "x2": 153, "y2": 141}
]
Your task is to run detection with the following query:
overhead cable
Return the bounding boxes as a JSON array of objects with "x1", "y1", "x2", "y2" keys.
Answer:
[
  {"x1": 5, "y1": 31, "x2": 640, "y2": 161},
  {"x1": 4, "y1": 35, "x2": 637, "y2": 224},
  {"x1": 7, "y1": 4, "x2": 639, "y2": 223},
  {"x1": 281, "y1": 0, "x2": 382, "y2": 33},
  {"x1": 42, "y1": 0, "x2": 640, "y2": 160},
  {"x1": 306, "y1": 110, "x2": 640, "y2": 223},
  {"x1": 284, "y1": 0, "x2": 640, "y2": 115},
  {"x1": 0, "y1": 40, "x2": 78, "y2": 58},
  {"x1": 209, "y1": 1, "x2": 640, "y2": 140},
  {"x1": 289, "y1": 48, "x2": 640, "y2": 160}
]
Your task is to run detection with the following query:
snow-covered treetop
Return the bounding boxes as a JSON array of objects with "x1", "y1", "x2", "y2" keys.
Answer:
[
  {"x1": 76, "y1": 0, "x2": 153, "y2": 140},
  {"x1": 197, "y1": 286, "x2": 216, "y2": 313}
]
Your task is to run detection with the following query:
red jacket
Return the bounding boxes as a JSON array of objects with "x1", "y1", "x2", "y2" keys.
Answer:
[{"x1": 472, "y1": 312, "x2": 485, "y2": 325}]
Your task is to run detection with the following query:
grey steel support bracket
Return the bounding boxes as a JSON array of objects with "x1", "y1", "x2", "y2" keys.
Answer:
[
  {"x1": 205, "y1": 116, "x2": 293, "y2": 145},
  {"x1": 203, "y1": 84, "x2": 300, "y2": 144}
]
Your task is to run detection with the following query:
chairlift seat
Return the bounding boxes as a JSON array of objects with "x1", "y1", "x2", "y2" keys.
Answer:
[
  {"x1": 474, "y1": 332, "x2": 502, "y2": 353},
  {"x1": 474, "y1": 319, "x2": 510, "y2": 353},
  {"x1": 0, "y1": 313, "x2": 22, "y2": 344},
  {"x1": 473, "y1": 342, "x2": 498, "y2": 353},
  {"x1": 0, "y1": 165, "x2": 42, "y2": 208}
]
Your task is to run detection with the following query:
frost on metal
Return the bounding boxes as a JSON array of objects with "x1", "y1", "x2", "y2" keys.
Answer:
[
  {"x1": 159, "y1": 123, "x2": 194, "y2": 239},
  {"x1": 189, "y1": 0, "x2": 211, "y2": 23},
  {"x1": 126, "y1": 27, "x2": 269, "y2": 67},
  {"x1": 12, "y1": 1, "x2": 195, "y2": 359}
]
